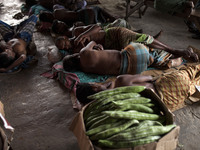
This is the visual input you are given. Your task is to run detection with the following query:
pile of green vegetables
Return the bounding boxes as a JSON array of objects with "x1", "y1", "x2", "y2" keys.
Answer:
[{"x1": 83, "y1": 86, "x2": 176, "y2": 149}]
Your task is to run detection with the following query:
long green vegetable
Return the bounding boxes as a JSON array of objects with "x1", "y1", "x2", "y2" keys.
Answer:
[
  {"x1": 142, "y1": 103, "x2": 155, "y2": 107},
  {"x1": 89, "y1": 116, "x2": 118, "y2": 130},
  {"x1": 90, "y1": 119, "x2": 139, "y2": 140},
  {"x1": 87, "y1": 86, "x2": 145, "y2": 99},
  {"x1": 97, "y1": 93, "x2": 141, "y2": 107},
  {"x1": 124, "y1": 120, "x2": 163, "y2": 133},
  {"x1": 98, "y1": 136, "x2": 161, "y2": 148},
  {"x1": 102, "y1": 110, "x2": 162, "y2": 121},
  {"x1": 107, "y1": 124, "x2": 176, "y2": 141},
  {"x1": 114, "y1": 97, "x2": 151, "y2": 104},
  {"x1": 88, "y1": 102, "x2": 115, "y2": 117},
  {"x1": 85, "y1": 93, "x2": 141, "y2": 119},
  {"x1": 113, "y1": 102, "x2": 154, "y2": 113},
  {"x1": 86, "y1": 120, "x2": 130, "y2": 136},
  {"x1": 85, "y1": 114, "x2": 107, "y2": 129}
]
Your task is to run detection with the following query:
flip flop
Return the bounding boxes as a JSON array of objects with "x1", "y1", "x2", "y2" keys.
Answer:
[{"x1": 13, "y1": 12, "x2": 25, "y2": 20}]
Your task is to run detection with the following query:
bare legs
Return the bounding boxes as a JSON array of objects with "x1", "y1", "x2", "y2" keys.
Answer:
[
  {"x1": 153, "y1": 30, "x2": 163, "y2": 39},
  {"x1": 148, "y1": 39, "x2": 199, "y2": 62},
  {"x1": 114, "y1": 74, "x2": 154, "y2": 88}
]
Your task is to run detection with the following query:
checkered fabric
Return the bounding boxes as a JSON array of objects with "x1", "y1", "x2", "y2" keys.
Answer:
[{"x1": 155, "y1": 64, "x2": 200, "y2": 111}]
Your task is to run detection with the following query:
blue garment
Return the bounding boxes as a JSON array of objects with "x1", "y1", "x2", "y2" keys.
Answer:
[
  {"x1": 119, "y1": 50, "x2": 128, "y2": 74},
  {"x1": 0, "y1": 15, "x2": 38, "y2": 44},
  {"x1": 73, "y1": 71, "x2": 111, "y2": 83},
  {"x1": 0, "y1": 15, "x2": 38, "y2": 73},
  {"x1": 6, "y1": 56, "x2": 35, "y2": 73},
  {"x1": 120, "y1": 42, "x2": 150, "y2": 75},
  {"x1": 29, "y1": 4, "x2": 51, "y2": 16}
]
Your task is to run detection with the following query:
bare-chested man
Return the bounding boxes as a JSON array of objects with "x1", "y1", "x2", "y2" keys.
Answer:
[
  {"x1": 62, "y1": 40, "x2": 199, "y2": 76},
  {"x1": 0, "y1": 15, "x2": 38, "y2": 73},
  {"x1": 57, "y1": 26, "x2": 199, "y2": 67},
  {"x1": 75, "y1": 64, "x2": 200, "y2": 111},
  {"x1": 39, "y1": 6, "x2": 116, "y2": 27}
]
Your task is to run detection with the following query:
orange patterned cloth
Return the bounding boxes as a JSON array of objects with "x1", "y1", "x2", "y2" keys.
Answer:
[{"x1": 155, "y1": 64, "x2": 200, "y2": 111}]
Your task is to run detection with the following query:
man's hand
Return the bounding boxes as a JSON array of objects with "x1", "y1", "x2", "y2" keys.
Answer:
[
  {"x1": 74, "y1": 34, "x2": 90, "y2": 47},
  {"x1": 93, "y1": 44, "x2": 104, "y2": 51}
]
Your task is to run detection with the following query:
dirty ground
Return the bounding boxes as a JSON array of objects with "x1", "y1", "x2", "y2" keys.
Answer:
[{"x1": 0, "y1": 0, "x2": 200, "y2": 150}]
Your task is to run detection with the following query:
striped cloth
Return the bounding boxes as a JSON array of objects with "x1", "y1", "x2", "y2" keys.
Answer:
[
  {"x1": 0, "y1": 15, "x2": 38, "y2": 44},
  {"x1": 41, "y1": 61, "x2": 111, "y2": 91},
  {"x1": 104, "y1": 27, "x2": 154, "y2": 51},
  {"x1": 155, "y1": 64, "x2": 200, "y2": 111},
  {"x1": 41, "y1": 61, "x2": 111, "y2": 109},
  {"x1": 120, "y1": 42, "x2": 150, "y2": 74},
  {"x1": 149, "y1": 48, "x2": 173, "y2": 69},
  {"x1": 103, "y1": 18, "x2": 132, "y2": 31}
]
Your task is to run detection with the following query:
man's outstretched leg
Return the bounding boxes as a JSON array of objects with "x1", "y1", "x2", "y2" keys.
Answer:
[
  {"x1": 16, "y1": 15, "x2": 38, "y2": 44},
  {"x1": 148, "y1": 38, "x2": 199, "y2": 62},
  {"x1": 0, "y1": 20, "x2": 15, "y2": 42}
]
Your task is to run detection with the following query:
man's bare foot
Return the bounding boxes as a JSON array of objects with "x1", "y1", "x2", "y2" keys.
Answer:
[
  {"x1": 183, "y1": 47, "x2": 199, "y2": 62},
  {"x1": 13, "y1": 12, "x2": 25, "y2": 20},
  {"x1": 168, "y1": 57, "x2": 183, "y2": 68},
  {"x1": 153, "y1": 29, "x2": 163, "y2": 39}
]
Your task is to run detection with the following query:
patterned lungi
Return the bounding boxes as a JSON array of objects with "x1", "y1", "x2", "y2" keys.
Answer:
[
  {"x1": 120, "y1": 42, "x2": 150, "y2": 74},
  {"x1": 104, "y1": 27, "x2": 154, "y2": 50},
  {"x1": 155, "y1": 64, "x2": 200, "y2": 111},
  {"x1": 0, "y1": 14, "x2": 38, "y2": 44}
]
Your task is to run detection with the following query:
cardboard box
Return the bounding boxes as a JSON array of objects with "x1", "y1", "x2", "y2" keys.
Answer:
[{"x1": 69, "y1": 89, "x2": 180, "y2": 150}]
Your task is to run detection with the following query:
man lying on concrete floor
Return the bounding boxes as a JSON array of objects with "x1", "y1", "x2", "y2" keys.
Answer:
[
  {"x1": 38, "y1": 5, "x2": 116, "y2": 28},
  {"x1": 0, "y1": 15, "x2": 38, "y2": 73},
  {"x1": 56, "y1": 26, "x2": 199, "y2": 64},
  {"x1": 62, "y1": 39, "x2": 199, "y2": 76},
  {"x1": 54, "y1": 22, "x2": 141, "y2": 54},
  {"x1": 51, "y1": 18, "x2": 132, "y2": 38},
  {"x1": 76, "y1": 63, "x2": 200, "y2": 111}
]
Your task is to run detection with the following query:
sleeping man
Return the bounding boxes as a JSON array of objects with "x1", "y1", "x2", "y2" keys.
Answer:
[
  {"x1": 76, "y1": 63, "x2": 200, "y2": 111},
  {"x1": 62, "y1": 37, "x2": 199, "y2": 76},
  {"x1": 0, "y1": 15, "x2": 38, "y2": 73},
  {"x1": 57, "y1": 26, "x2": 198, "y2": 69}
]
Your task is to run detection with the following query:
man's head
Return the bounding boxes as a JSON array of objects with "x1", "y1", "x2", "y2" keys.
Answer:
[
  {"x1": 76, "y1": 83, "x2": 98, "y2": 105},
  {"x1": 52, "y1": 20, "x2": 69, "y2": 35},
  {"x1": 55, "y1": 36, "x2": 72, "y2": 50},
  {"x1": 76, "y1": 82, "x2": 109, "y2": 105},
  {"x1": 63, "y1": 53, "x2": 80, "y2": 71},
  {"x1": 0, "y1": 49, "x2": 15, "y2": 68},
  {"x1": 39, "y1": 11, "x2": 54, "y2": 23}
]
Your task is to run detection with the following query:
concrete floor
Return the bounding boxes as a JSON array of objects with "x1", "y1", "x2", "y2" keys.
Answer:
[{"x1": 0, "y1": 0, "x2": 200, "y2": 150}]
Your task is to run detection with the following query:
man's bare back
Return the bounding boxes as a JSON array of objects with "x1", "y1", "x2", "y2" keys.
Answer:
[{"x1": 80, "y1": 48, "x2": 121, "y2": 75}]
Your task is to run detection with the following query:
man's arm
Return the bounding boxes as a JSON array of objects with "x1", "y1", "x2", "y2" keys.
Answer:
[
  {"x1": 74, "y1": 24, "x2": 102, "y2": 46},
  {"x1": 80, "y1": 41, "x2": 97, "y2": 53},
  {"x1": 73, "y1": 24, "x2": 97, "y2": 37},
  {"x1": 0, "y1": 54, "x2": 26, "y2": 72}
]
